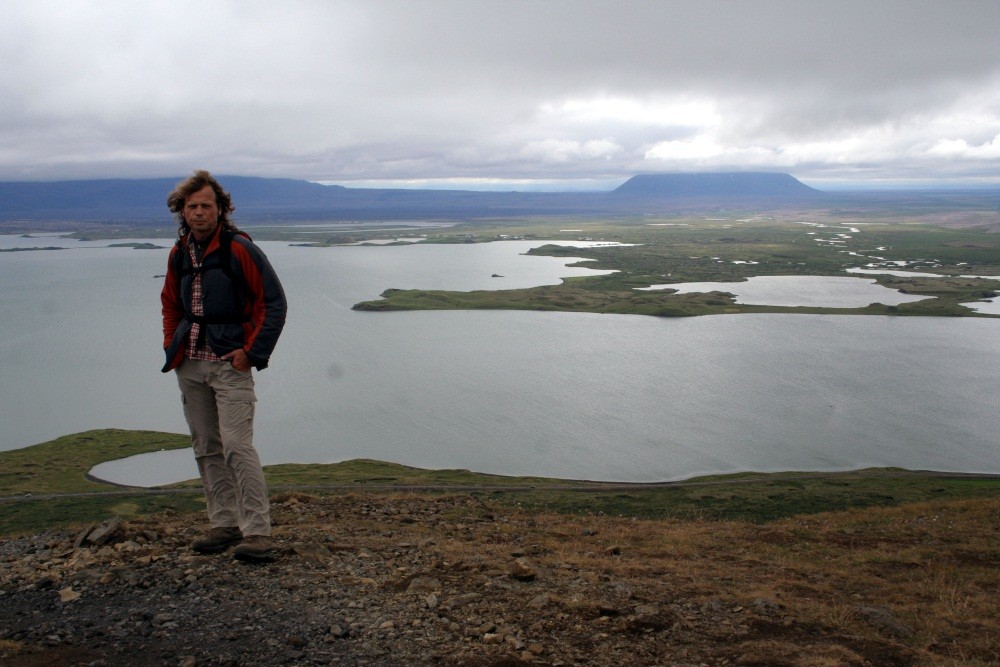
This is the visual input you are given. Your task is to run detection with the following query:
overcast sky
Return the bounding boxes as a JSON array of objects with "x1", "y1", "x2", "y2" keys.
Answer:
[{"x1": 3, "y1": 0, "x2": 1000, "y2": 190}]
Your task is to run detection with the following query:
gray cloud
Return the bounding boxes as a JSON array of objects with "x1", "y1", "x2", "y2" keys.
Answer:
[{"x1": 2, "y1": 0, "x2": 1000, "y2": 187}]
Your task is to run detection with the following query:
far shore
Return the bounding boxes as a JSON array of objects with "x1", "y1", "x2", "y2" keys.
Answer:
[{"x1": 5, "y1": 214, "x2": 1000, "y2": 319}]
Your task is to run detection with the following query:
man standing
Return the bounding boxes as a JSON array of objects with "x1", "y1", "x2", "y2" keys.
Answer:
[{"x1": 161, "y1": 170, "x2": 287, "y2": 562}]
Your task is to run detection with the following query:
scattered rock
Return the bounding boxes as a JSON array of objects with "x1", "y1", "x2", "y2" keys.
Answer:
[
  {"x1": 73, "y1": 526, "x2": 93, "y2": 549},
  {"x1": 855, "y1": 605, "x2": 916, "y2": 640},
  {"x1": 509, "y1": 558, "x2": 537, "y2": 581},
  {"x1": 406, "y1": 576, "x2": 442, "y2": 594},
  {"x1": 291, "y1": 542, "x2": 332, "y2": 563},
  {"x1": 58, "y1": 587, "x2": 81, "y2": 603},
  {"x1": 85, "y1": 518, "x2": 123, "y2": 546},
  {"x1": 527, "y1": 593, "x2": 550, "y2": 609}
]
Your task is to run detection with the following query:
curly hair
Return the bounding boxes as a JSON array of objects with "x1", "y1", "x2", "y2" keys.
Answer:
[{"x1": 167, "y1": 170, "x2": 237, "y2": 238}]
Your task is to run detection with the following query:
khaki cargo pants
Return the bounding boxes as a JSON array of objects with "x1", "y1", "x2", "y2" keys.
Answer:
[{"x1": 176, "y1": 358, "x2": 271, "y2": 537}]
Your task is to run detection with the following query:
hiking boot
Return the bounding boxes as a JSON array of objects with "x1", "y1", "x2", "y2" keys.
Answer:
[
  {"x1": 191, "y1": 526, "x2": 243, "y2": 554},
  {"x1": 233, "y1": 535, "x2": 275, "y2": 562}
]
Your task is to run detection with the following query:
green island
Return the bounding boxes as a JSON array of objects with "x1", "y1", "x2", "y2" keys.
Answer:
[
  {"x1": 327, "y1": 211, "x2": 1000, "y2": 318},
  {"x1": 0, "y1": 246, "x2": 66, "y2": 253},
  {"x1": 2, "y1": 429, "x2": 998, "y2": 535}
]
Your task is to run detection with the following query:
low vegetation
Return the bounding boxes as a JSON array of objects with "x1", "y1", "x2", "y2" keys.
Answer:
[
  {"x1": 2, "y1": 430, "x2": 998, "y2": 535},
  {"x1": 347, "y1": 213, "x2": 1000, "y2": 317},
  {"x1": 0, "y1": 429, "x2": 189, "y2": 496}
]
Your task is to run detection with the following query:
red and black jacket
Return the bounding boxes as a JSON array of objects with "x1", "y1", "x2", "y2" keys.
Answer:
[{"x1": 161, "y1": 225, "x2": 287, "y2": 372}]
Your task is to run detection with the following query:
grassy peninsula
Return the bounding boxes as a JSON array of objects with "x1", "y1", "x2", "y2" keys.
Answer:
[{"x1": 344, "y1": 212, "x2": 1000, "y2": 317}]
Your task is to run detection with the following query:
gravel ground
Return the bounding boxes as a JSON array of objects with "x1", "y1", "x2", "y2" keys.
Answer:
[{"x1": 1, "y1": 492, "x2": 924, "y2": 666}]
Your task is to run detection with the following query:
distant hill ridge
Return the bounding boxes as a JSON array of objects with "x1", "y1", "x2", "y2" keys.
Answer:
[
  {"x1": 614, "y1": 172, "x2": 819, "y2": 197},
  {"x1": 0, "y1": 172, "x2": 821, "y2": 223}
]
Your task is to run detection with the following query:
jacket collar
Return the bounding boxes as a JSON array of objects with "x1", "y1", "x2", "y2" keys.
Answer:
[{"x1": 184, "y1": 223, "x2": 223, "y2": 257}]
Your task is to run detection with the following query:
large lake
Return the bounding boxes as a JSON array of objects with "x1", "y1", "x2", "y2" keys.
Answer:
[{"x1": 2, "y1": 234, "x2": 998, "y2": 486}]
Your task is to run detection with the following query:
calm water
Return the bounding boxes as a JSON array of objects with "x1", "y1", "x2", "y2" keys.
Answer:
[
  {"x1": 2, "y1": 235, "x2": 998, "y2": 486},
  {"x1": 638, "y1": 275, "x2": 930, "y2": 307}
]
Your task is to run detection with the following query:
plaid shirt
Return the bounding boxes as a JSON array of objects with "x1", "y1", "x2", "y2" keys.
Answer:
[{"x1": 185, "y1": 240, "x2": 224, "y2": 362}]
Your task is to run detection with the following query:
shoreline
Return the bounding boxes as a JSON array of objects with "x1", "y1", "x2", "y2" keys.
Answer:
[
  {"x1": 6, "y1": 431, "x2": 1000, "y2": 533},
  {"x1": 12, "y1": 465, "x2": 995, "y2": 505}
]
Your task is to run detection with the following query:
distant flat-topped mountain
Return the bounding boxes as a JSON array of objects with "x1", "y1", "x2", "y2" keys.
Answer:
[
  {"x1": 0, "y1": 172, "x2": 822, "y2": 224},
  {"x1": 614, "y1": 172, "x2": 820, "y2": 197}
]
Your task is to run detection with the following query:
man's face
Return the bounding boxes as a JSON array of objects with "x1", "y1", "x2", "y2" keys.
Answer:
[{"x1": 183, "y1": 185, "x2": 220, "y2": 240}]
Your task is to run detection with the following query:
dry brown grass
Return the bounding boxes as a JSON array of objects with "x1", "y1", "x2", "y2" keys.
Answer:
[
  {"x1": 4, "y1": 489, "x2": 995, "y2": 665},
  {"x1": 432, "y1": 494, "x2": 999, "y2": 664}
]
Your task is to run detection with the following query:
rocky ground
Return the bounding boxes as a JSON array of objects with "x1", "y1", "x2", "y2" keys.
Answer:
[{"x1": 1, "y1": 491, "x2": 994, "y2": 666}]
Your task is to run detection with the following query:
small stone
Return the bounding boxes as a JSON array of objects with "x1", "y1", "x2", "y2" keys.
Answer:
[
  {"x1": 634, "y1": 603, "x2": 659, "y2": 617},
  {"x1": 855, "y1": 605, "x2": 916, "y2": 640},
  {"x1": 86, "y1": 518, "x2": 122, "y2": 546},
  {"x1": 72, "y1": 568, "x2": 102, "y2": 583},
  {"x1": 425, "y1": 593, "x2": 439, "y2": 609},
  {"x1": 73, "y1": 527, "x2": 93, "y2": 549},
  {"x1": 467, "y1": 621, "x2": 496, "y2": 637},
  {"x1": 527, "y1": 593, "x2": 550, "y2": 609},
  {"x1": 291, "y1": 542, "x2": 332, "y2": 564},
  {"x1": 509, "y1": 558, "x2": 536, "y2": 581},
  {"x1": 407, "y1": 576, "x2": 442, "y2": 594},
  {"x1": 58, "y1": 587, "x2": 81, "y2": 603}
]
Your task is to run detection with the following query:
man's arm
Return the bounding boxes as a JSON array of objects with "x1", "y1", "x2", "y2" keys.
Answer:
[
  {"x1": 232, "y1": 239, "x2": 287, "y2": 370},
  {"x1": 161, "y1": 245, "x2": 184, "y2": 348}
]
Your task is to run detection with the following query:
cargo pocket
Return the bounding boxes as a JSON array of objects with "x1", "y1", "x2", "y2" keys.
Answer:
[
  {"x1": 218, "y1": 387, "x2": 257, "y2": 440},
  {"x1": 215, "y1": 366, "x2": 257, "y2": 434}
]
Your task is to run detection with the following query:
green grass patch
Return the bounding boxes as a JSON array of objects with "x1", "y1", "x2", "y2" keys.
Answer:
[
  {"x1": 486, "y1": 469, "x2": 1000, "y2": 523},
  {"x1": 3, "y1": 431, "x2": 998, "y2": 533},
  {"x1": 0, "y1": 494, "x2": 204, "y2": 536},
  {"x1": 0, "y1": 429, "x2": 190, "y2": 496},
  {"x1": 259, "y1": 458, "x2": 580, "y2": 489}
]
